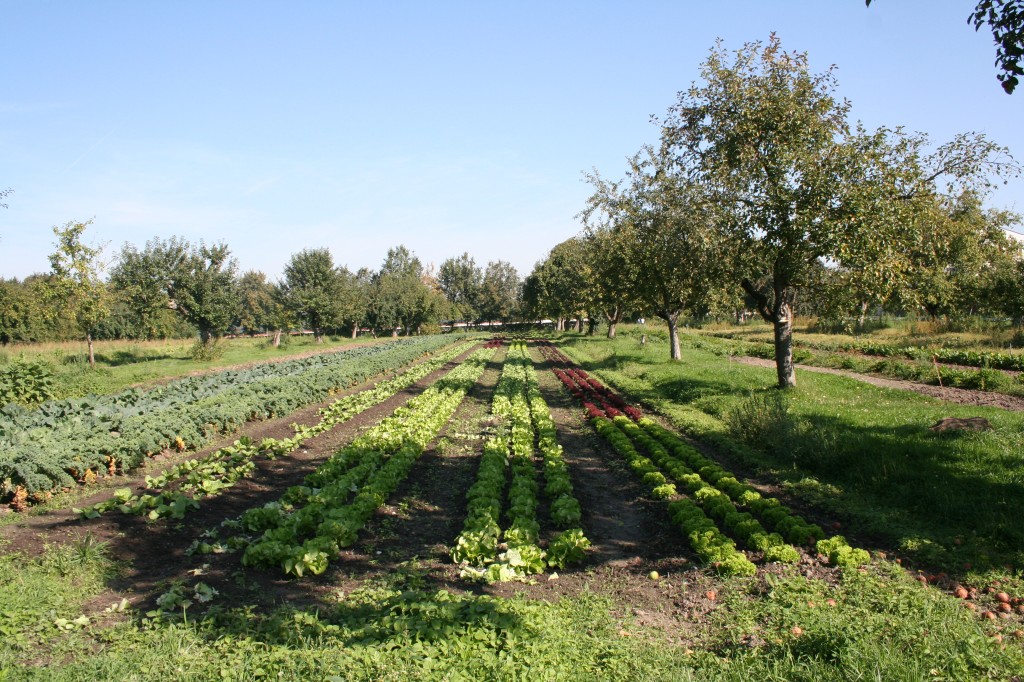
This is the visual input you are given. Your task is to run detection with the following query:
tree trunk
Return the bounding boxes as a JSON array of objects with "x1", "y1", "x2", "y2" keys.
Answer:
[
  {"x1": 86, "y1": 332, "x2": 95, "y2": 368},
  {"x1": 742, "y1": 278, "x2": 796, "y2": 388},
  {"x1": 773, "y1": 313, "x2": 796, "y2": 388},
  {"x1": 605, "y1": 307, "x2": 621, "y2": 338},
  {"x1": 856, "y1": 301, "x2": 869, "y2": 329},
  {"x1": 351, "y1": 323, "x2": 359, "y2": 339},
  {"x1": 658, "y1": 310, "x2": 682, "y2": 360},
  {"x1": 576, "y1": 316, "x2": 584, "y2": 333},
  {"x1": 391, "y1": 327, "x2": 399, "y2": 338},
  {"x1": 272, "y1": 329, "x2": 282, "y2": 348}
]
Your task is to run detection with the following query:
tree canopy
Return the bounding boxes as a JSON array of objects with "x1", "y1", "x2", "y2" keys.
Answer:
[
  {"x1": 281, "y1": 248, "x2": 343, "y2": 342},
  {"x1": 45, "y1": 220, "x2": 110, "y2": 366}
]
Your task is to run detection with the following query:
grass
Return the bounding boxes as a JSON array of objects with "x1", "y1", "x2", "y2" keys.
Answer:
[
  {"x1": 558, "y1": 328, "x2": 1024, "y2": 585},
  {"x1": 699, "y1": 316, "x2": 1024, "y2": 353},
  {"x1": 0, "y1": 550, "x2": 694, "y2": 681},
  {"x1": 1, "y1": 543, "x2": 1020, "y2": 680}
]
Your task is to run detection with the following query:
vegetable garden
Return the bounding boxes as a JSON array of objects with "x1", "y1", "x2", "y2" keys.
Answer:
[{"x1": 1, "y1": 333, "x2": 1022, "y2": 680}]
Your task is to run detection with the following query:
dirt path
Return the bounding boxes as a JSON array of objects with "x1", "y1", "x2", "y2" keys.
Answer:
[{"x1": 734, "y1": 355, "x2": 1024, "y2": 412}]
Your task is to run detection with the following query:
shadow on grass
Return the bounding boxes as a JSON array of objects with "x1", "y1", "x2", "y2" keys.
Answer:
[
  {"x1": 195, "y1": 576, "x2": 530, "y2": 651},
  {"x1": 565, "y1": 338, "x2": 1024, "y2": 579},
  {"x1": 68, "y1": 350, "x2": 178, "y2": 367}
]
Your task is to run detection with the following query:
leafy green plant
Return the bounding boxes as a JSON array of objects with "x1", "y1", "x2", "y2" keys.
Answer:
[
  {"x1": 0, "y1": 359, "x2": 55, "y2": 406},
  {"x1": 725, "y1": 390, "x2": 796, "y2": 457}
]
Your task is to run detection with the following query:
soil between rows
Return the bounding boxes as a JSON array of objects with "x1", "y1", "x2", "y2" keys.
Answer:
[{"x1": 0, "y1": 340, "x2": 844, "y2": 641}]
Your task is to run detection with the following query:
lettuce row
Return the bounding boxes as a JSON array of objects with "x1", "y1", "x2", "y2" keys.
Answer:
[
  {"x1": 238, "y1": 346, "x2": 495, "y2": 577},
  {"x1": 76, "y1": 340, "x2": 479, "y2": 520},
  {"x1": 592, "y1": 416, "x2": 756, "y2": 576},
  {"x1": 614, "y1": 416, "x2": 799, "y2": 563}
]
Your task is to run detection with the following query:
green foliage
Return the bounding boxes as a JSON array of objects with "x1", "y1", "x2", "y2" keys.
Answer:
[
  {"x1": 370, "y1": 245, "x2": 449, "y2": 336},
  {"x1": 968, "y1": 0, "x2": 1024, "y2": 93},
  {"x1": 453, "y1": 342, "x2": 589, "y2": 579},
  {"x1": 725, "y1": 390, "x2": 796, "y2": 457},
  {"x1": 110, "y1": 237, "x2": 240, "y2": 347},
  {"x1": 189, "y1": 337, "x2": 224, "y2": 361},
  {"x1": 817, "y1": 536, "x2": 872, "y2": 568},
  {"x1": 44, "y1": 220, "x2": 111, "y2": 365},
  {"x1": 437, "y1": 252, "x2": 483, "y2": 321},
  {"x1": 0, "y1": 359, "x2": 55, "y2": 406},
  {"x1": 477, "y1": 260, "x2": 520, "y2": 323},
  {"x1": 240, "y1": 346, "x2": 495, "y2": 577},
  {"x1": 1, "y1": 336, "x2": 453, "y2": 500},
  {"x1": 281, "y1": 248, "x2": 343, "y2": 340}
]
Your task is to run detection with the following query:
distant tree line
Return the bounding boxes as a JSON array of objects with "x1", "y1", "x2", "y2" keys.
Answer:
[{"x1": 0, "y1": 229, "x2": 525, "y2": 359}]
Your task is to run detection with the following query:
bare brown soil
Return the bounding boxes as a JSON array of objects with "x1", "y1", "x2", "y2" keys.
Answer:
[{"x1": 734, "y1": 355, "x2": 1024, "y2": 411}]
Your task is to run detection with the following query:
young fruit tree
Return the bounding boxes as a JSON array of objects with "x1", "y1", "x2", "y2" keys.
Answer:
[
  {"x1": 579, "y1": 173, "x2": 645, "y2": 339},
  {"x1": 617, "y1": 146, "x2": 733, "y2": 360},
  {"x1": 45, "y1": 220, "x2": 110, "y2": 367}
]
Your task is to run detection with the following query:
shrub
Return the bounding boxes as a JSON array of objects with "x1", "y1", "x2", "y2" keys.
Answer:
[
  {"x1": 190, "y1": 339, "x2": 224, "y2": 361},
  {"x1": 725, "y1": 391, "x2": 797, "y2": 457}
]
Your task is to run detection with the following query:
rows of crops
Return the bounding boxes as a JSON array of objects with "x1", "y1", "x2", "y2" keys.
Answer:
[
  {"x1": 10, "y1": 335, "x2": 884, "y2": 586},
  {"x1": 537, "y1": 340, "x2": 869, "y2": 575},
  {"x1": 453, "y1": 341, "x2": 589, "y2": 582},
  {"x1": 0, "y1": 336, "x2": 455, "y2": 503},
  {"x1": 58, "y1": 336, "x2": 874, "y2": 582},
  {"x1": 75, "y1": 340, "x2": 480, "y2": 522},
  {"x1": 165, "y1": 345, "x2": 496, "y2": 576}
]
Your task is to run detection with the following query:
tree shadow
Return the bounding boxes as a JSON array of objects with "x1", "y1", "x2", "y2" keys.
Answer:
[
  {"x1": 87, "y1": 350, "x2": 176, "y2": 366},
  {"x1": 570, "y1": 348, "x2": 1024, "y2": 580}
]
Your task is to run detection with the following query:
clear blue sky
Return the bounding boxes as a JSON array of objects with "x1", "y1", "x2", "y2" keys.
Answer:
[{"x1": 2, "y1": 1, "x2": 1022, "y2": 282}]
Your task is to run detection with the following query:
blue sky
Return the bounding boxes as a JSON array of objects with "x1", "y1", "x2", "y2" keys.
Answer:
[{"x1": 2, "y1": 1, "x2": 1022, "y2": 282}]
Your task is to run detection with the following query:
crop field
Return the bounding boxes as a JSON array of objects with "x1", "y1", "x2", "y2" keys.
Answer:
[{"x1": 1, "y1": 333, "x2": 1023, "y2": 680}]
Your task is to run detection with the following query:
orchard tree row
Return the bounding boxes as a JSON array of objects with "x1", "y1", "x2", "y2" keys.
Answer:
[
  {"x1": 0, "y1": 232, "x2": 523, "y2": 361},
  {"x1": 526, "y1": 37, "x2": 1024, "y2": 388}
]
